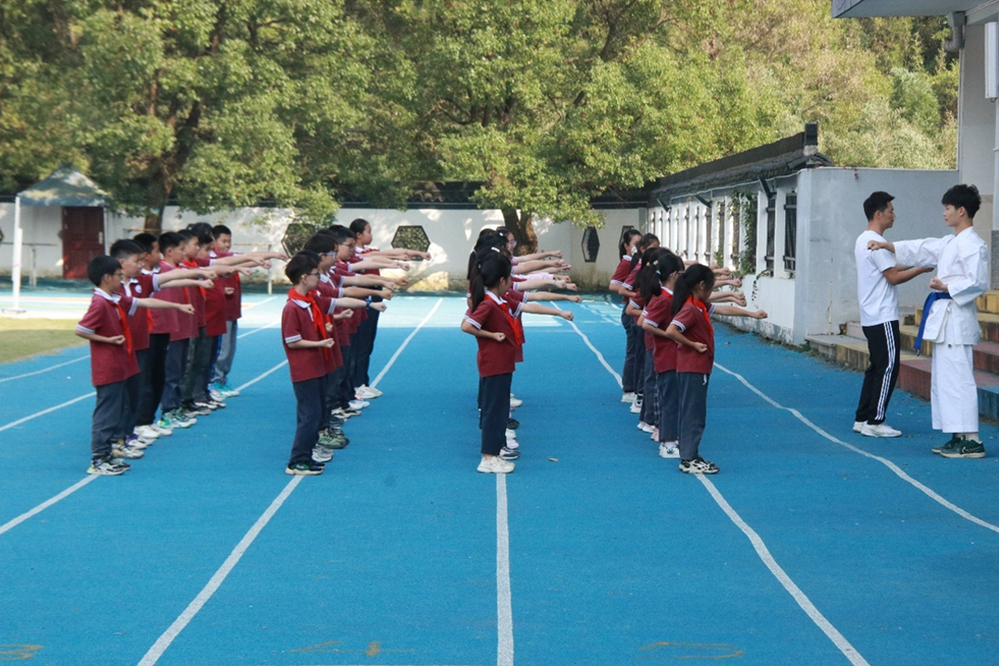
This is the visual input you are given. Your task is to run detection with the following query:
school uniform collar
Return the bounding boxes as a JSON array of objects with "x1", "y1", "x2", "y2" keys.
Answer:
[
  {"x1": 319, "y1": 272, "x2": 334, "y2": 285},
  {"x1": 94, "y1": 287, "x2": 121, "y2": 303},
  {"x1": 662, "y1": 286, "x2": 673, "y2": 295},
  {"x1": 485, "y1": 291, "x2": 507, "y2": 306}
]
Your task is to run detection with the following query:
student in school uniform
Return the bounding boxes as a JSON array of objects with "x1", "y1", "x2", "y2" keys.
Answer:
[
  {"x1": 867, "y1": 184, "x2": 990, "y2": 458},
  {"x1": 641, "y1": 251, "x2": 687, "y2": 458},
  {"x1": 76, "y1": 256, "x2": 194, "y2": 474},
  {"x1": 281, "y1": 252, "x2": 384, "y2": 475},
  {"x1": 609, "y1": 229, "x2": 643, "y2": 403},
  {"x1": 618, "y1": 234, "x2": 660, "y2": 415},
  {"x1": 665, "y1": 264, "x2": 767, "y2": 474},
  {"x1": 461, "y1": 252, "x2": 521, "y2": 474},
  {"x1": 627, "y1": 246, "x2": 672, "y2": 434}
]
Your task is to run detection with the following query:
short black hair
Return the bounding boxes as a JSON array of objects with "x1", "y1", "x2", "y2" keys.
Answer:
[
  {"x1": 133, "y1": 232, "x2": 157, "y2": 253},
  {"x1": 349, "y1": 218, "x2": 371, "y2": 235},
  {"x1": 159, "y1": 231, "x2": 185, "y2": 252},
  {"x1": 863, "y1": 191, "x2": 894, "y2": 221},
  {"x1": 109, "y1": 239, "x2": 144, "y2": 260},
  {"x1": 941, "y1": 184, "x2": 981, "y2": 218},
  {"x1": 212, "y1": 224, "x2": 232, "y2": 239},
  {"x1": 285, "y1": 251, "x2": 319, "y2": 285},
  {"x1": 188, "y1": 222, "x2": 214, "y2": 237},
  {"x1": 177, "y1": 229, "x2": 196, "y2": 242},
  {"x1": 328, "y1": 225, "x2": 355, "y2": 246},
  {"x1": 87, "y1": 255, "x2": 122, "y2": 287},
  {"x1": 303, "y1": 233, "x2": 337, "y2": 255}
]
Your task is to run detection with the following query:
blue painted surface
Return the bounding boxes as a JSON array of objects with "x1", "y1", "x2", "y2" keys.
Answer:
[{"x1": 0, "y1": 295, "x2": 997, "y2": 666}]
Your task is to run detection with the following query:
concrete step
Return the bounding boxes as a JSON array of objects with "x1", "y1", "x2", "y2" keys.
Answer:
[
  {"x1": 914, "y1": 309, "x2": 999, "y2": 342},
  {"x1": 805, "y1": 333, "x2": 999, "y2": 421},
  {"x1": 976, "y1": 290, "x2": 999, "y2": 315}
]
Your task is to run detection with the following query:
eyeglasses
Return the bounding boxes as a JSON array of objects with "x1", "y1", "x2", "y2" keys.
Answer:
[
  {"x1": 307, "y1": 272, "x2": 320, "y2": 277},
  {"x1": 508, "y1": 239, "x2": 517, "y2": 247}
]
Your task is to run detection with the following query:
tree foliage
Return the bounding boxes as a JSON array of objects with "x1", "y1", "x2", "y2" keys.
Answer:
[{"x1": 0, "y1": 0, "x2": 961, "y2": 241}]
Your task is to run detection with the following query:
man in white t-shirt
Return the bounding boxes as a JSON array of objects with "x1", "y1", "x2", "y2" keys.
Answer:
[{"x1": 853, "y1": 191, "x2": 932, "y2": 437}]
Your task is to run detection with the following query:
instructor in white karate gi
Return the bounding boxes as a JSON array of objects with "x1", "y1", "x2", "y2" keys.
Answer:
[{"x1": 867, "y1": 184, "x2": 990, "y2": 458}]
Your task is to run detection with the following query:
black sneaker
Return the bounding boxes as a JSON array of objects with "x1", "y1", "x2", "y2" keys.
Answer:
[
  {"x1": 286, "y1": 461, "x2": 324, "y2": 475},
  {"x1": 507, "y1": 417, "x2": 520, "y2": 430},
  {"x1": 499, "y1": 446, "x2": 520, "y2": 461},
  {"x1": 679, "y1": 457, "x2": 719, "y2": 474}
]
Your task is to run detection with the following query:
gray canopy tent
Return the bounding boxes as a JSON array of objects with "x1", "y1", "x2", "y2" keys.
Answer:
[{"x1": 9, "y1": 164, "x2": 108, "y2": 310}]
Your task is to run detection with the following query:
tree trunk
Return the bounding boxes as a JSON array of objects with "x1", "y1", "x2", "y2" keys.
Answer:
[
  {"x1": 501, "y1": 207, "x2": 538, "y2": 255},
  {"x1": 143, "y1": 172, "x2": 171, "y2": 234}
]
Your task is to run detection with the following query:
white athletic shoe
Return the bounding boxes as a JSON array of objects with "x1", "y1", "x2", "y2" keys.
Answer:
[
  {"x1": 509, "y1": 394, "x2": 523, "y2": 409},
  {"x1": 149, "y1": 423, "x2": 173, "y2": 436},
  {"x1": 659, "y1": 442, "x2": 680, "y2": 458},
  {"x1": 650, "y1": 427, "x2": 659, "y2": 441},
  {"x1": 852, "y1": 421, "x2": 865, "y2": 433},
  {"x1": 134, "y1": 425, "x2": 160, "y2": 440},
  {"x1": 477, "y1": 456, "x2": 515, "y2": 474},
  {"x1": 861, "y1": 423, "x2": 902, "y2": 438},
  {"x1": 621, "y1": 392, "x2": 637, "y2": 403},
  {"x1": 348, "y1": 399, "x2": 370, "y2": 410},
  {"x1": 355, "y1": 385, "x2": 380, "y2": 399},
  {"x1": 637, "y1": 421, "x2": 655, "y2": 433},
  {"x1": 505, "y1": 428, "x2": 517, "y2": 439},
  {"x1": 629, "y1": 400, "x2": 642, "y2": 414},
  {"x1": 504, "y1": 438, "x2": 519, "y2": 450}
]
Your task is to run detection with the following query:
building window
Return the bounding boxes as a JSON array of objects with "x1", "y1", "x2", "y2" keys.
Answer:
[
  {"x1": 582, "y1": 226, "x2": 600, "y2": 263},
  {"x1": 764, "y1": 193, "x2": 776, "y2": 272},
  {"x1": 783, "y1": 193, "x2": 797, "y2": 274},
  {"x1": 391, "y1": 225, "x2": 431, "y2": 253}
]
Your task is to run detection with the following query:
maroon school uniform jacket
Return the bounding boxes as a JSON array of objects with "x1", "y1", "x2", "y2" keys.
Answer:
[
  {"x1": 642, "y1": 287, "x2": 677, "y2": 373},
  {"x1": 610, "y1": 256, "x2": 632, "y2": 289},
  {"x1": 316, "y1": 273, "x2": 345, "y2": 370},
  {"x1": 76, "y1": 288, "x2": 141, "y2": 386},
  {"x1": 671, "y1": 298, "x2": 716, "y2": 375},
  {"x1": 124, "y1": 272, "x2": 158, "y2": 352},
  {"x1": 282, "y1": 290, "x2": 338, "y2": 382},
  {"x1": 150, "y1": 262, "x2": 181, "y2": 337},
  {"x1": 464, "y1": 292, "x2": 523, "y2": 377},
  {"x1": 211, "y1": 250, "x2": 242, "y2": 323}
]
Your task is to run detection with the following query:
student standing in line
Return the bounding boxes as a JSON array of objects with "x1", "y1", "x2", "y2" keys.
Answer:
[
  {"x1": 618, "y1": 234, "x2": 660, "y2": 415},
  {"x1": 610, "y1": 229, "x2": 643, "y2": 404},
  {"x1": 853, "y1": 191, "x2": 933, "y2": 438},
  {"x1": 867, "y1": 184, "x2": 990, "y2": 458},
  {"x1": 665, "y1": 265, "x2": 767, "y2": 474},
  {"x1": 627, "y1": 246, "x2": 671, "y2": 434},
  {"x1": 462, "y1": 252, "x2": 521, "y2": 474},
  {"x1": 641, "y1": 251, "x2": 687, "y2": 458},
  {"x1": 76, "y1": 256, "x2": 194, "y2": 475}
]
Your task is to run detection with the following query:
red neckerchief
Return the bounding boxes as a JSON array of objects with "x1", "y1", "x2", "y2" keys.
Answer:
[
  {"x1": 105, "y1": 290, "x2": 133, "y2": 355},
  {"x1": 688, "y1": 296, "x2": 714, "y2": 338},
  {"x1": 498, "y1": 300, "x2": 524, "y2": 346},
  {"x1": 182, "y1": 259, "x2": 207, "y2": 299},
  {"x1": 288, "y1": 287, "x2": 330, "y2": 360}
]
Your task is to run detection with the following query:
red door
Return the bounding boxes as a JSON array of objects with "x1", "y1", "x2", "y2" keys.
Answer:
[{"x1": 62, "y1": 207, "x2": 104, "y2": 279}]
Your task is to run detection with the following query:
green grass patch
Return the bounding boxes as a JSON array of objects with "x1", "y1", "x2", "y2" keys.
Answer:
[{"x1": 0, "y1": 318, "x2": 86, "y2": 365}]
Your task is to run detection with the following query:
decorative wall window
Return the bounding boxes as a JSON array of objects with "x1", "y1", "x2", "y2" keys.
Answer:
[
  {"x1": 582, "y1": 226, "x2": 600, "y2": 262},
  {"x1": 764, "y1": 193, "x2": 776, "y2": 272},
  {"x1": 281, "y1": 222, "x2": 323, "y2": 255},
  {"x1": 391, "y1": 225, "x2": 431, "y2": 253},
  {"x1": 783, "y1": 193, "x2": 797, "y2": 274}
]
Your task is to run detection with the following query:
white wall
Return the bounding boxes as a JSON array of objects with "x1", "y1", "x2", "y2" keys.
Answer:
[{"x1": 1, "y1": 202, "x2": 646, "y2": 290}]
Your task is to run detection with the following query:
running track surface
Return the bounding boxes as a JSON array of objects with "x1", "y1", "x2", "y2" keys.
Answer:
[{"x1": 1, "y1": 293, "x2": 997, "y2": 666}]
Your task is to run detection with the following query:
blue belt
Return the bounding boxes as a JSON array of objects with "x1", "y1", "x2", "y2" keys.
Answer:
[{"x1": 914, "y1": 291, "x2": 952, "y2": 356}]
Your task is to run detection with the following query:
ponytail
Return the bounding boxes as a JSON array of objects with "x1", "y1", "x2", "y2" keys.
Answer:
[
  {"x1": 470, "y1": 252, "x2": 512, "y2": 311},
  {"x1": 639, "y1": 249, "x2": 683, "y2": 302},
  {"x1": 671, "y1": 263, "x2": 715, "y2": 316},
  {"x1": 629, "y1": 233, "x2": 659, "y2": 272}
]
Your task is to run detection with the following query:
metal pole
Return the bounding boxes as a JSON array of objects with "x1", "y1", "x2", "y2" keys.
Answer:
[{"x1": 30, "y1": 246, "x2": 37, "y2": 287}]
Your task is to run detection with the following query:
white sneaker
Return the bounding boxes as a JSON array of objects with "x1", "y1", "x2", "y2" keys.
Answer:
[
  {"x1": 356, "y1": 385, "x2": 381, "y2": 399},
  {"x1": 149, "y1": 423, "x2": 173, "y2": 436},
  {"x1": 852, "y1": 421, "x2": 865, "y2": 433},
  {"x1": 621, "y1": 392, "x2": 637, "y2": 403},
  {"x1": 650, "y1": 427, "x2": 659, "y2": 441},
  {"x1": 861, "y1": 423, "x2": 902, "y2": 438},
  {"x1": 477, "y1": 456, "x2": 515, "y2": 474},
  {"x1": 348, "y1": 399, "x2": 369, "y2": 410},
  {"x1": 509, "y1": 394, "x2": 523, "y2": 409},
  {"x1": 505, "y1": 428, "x2": 517, "y2": 439},
  {"x1": 134, "y1": 425, "x2": 160, "y2": 440},
  {"x1": 637, "y1": 421, "x2": 654, "y2": 433},
  {"x1": 505, "y1": 438, "x2": 519, "y2": 450},
  {"x1": 629, "y1": 400, "x2": 642, "y2": 414},
  {"x1": 659, "y1": 442, "x2": 680, "y2": 458}
]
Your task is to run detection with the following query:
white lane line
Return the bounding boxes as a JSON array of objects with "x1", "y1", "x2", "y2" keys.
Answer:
[
  {"x1": 563, "y1": 314, "x2": 868, "y2": 666},
  {"x1": 550, "y1": 303, "x2": 622, "y2": 387},
  {"x1": 243, "y1": 297, "x2": 276, "y2": 309},
  {"x1": 0, "y1": 392, "x2": 95, "y2": 434},
  {"x1": 0, "y1": 476, "x2": 99, "y2": 536},
  {"x1": 0, "y1": 354, "x2": 89, "y2": 384},
  {"x1": 496, "y1": 475, "x2": 514, "y2": 666},
  {"x1": 698, "y1": 476, "x2": 870, "y2": 666},
  {"x1": 136, "y1": 476, "x2": 304, "y2": 666},
  {"x1": 136, "y1": 299, "x2": 442, "y2": 666},
  {"x1": 0, "y1": 359, "x2": 288, "y2": 539},
  {"x1": 369, "y1": 298, "x2": 443, "y2": 389},
  {"x1": 715, "y1": 363, "x2": 999, "y2": 535},
  {"x1": 237, "y1": 321, "x2": 279, "y2": 340}
]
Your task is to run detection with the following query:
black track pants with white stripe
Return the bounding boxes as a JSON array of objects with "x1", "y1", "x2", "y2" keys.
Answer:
[{"x1": 855, "y1": 320, "x2": 901, "y2": 425}]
